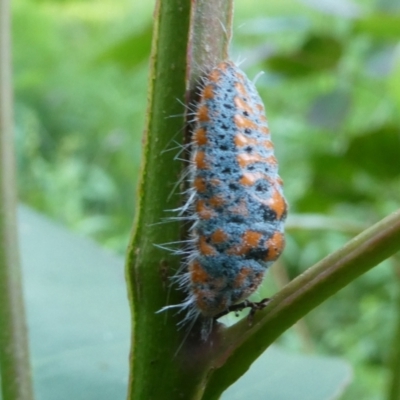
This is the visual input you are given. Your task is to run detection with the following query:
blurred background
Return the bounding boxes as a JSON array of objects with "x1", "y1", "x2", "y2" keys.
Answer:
[{"x1": 12, "y1": 0, "x2": 400, "y2": 398}]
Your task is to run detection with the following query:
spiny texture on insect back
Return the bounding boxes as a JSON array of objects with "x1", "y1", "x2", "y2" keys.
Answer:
[{"x1": 180, "y1": 61, "x2": 287, "y2": 332}]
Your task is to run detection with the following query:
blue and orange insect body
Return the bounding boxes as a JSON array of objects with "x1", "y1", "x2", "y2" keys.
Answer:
[{"x1": 176, "y1": 61, "x2": 287, "y2": 330}]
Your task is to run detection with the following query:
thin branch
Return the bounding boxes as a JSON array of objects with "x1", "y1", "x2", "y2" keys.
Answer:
[
  {"x1": 0, "y1": 0, "x2": 34, "y2": 398},
  {"x1": 202, "y1": 209, "x2": 400, "y2": 399},
  {"x1": 271, "y1": 260, "x2": 314, "y2": 353}
]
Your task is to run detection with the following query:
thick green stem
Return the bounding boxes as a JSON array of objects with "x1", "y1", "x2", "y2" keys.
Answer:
[
  {"x1": 125, "y1": 0, "x2": 192, "y2": 397},
  {"x1": 0, "y1": 0, "x2": 34, "y2": 398},
  {"x1": 125, "y1": 0, "x2": 233, "y2": 399},
  {"x1": 202, "y1": 209, "x2": 400, "y2": 399}
]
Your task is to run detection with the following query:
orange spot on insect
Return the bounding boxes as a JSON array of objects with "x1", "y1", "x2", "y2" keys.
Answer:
[
  {"x1": 229, "y1": 200, "x2": 249, "y2": 216},
  {"x1": 194, "y1": 289, "x2": 227, "y2": 316},
  {"x1": 234, "y1": 96, "x2": 253, "y2": 115},
  {"x1": 265, "y1": 188, "x2": 287, "y2": 220},
  {"x1": 237, "y1": 152, "x2": 268, "y2": 168},
  {"x1": 265, "y1": 155, "x2": 277, "y2": 166},
  {"x1": 234, "y1": 133, "x2": 259, "y2": 147},
  {"x1": 202, "y1": 85, "x2": 214, "y2": 100},
  {"x1": 192, "y1": 288, "x2": 210, "y2": 312},
  {"x1": 196, "y1": 200, "x2": 215, "y2": 219},
  {"x1": 197, "y1": 105, "x2": 210, "y2": 122},
  {"x1": 228, "y1": 231, "x2": 263, "y2": 256},
  {"x1": 256, "y1": 103, "x2": 264, "y2": 113},
  {"x1": 218, "y1": 61, "x2": 230, "y2": 71},
  {"x1": 260, "y1": 126, "x2": 270, "y2": 135},
  {"x1": 210, "y1": 178, "x2": 221, "y2": 186},
  {"x1": 194, "y1": 151, "x2": 208, "y2": 169},
  {"x1": 193, "y1": 128, "x2": 207, "y2": 145},
  {"x1": 262, "y1": 140, "x2": 274, "y2": 150},
  {"x1": 239, "y1": 172, "x2": 270, "y2": 186},
  {"x1": 198, "y1": 236, "x2": 217, "y2": 256},
  {"x1": 234, "y1": 114, "x2": 258, "y2": 130},
  {"x1": 189, "y1": 261, "x2": 209, "y2": 284},
  {"x1": 243, "y1": 230, "x2": 263, "y2": 248},
  {"x1": 264, "y1": 231, "x2": 285, "y2": 261},
  {"x1": 209, "y1": 195, "x2": 225, "y2": 207},
  {"x1": 211, "y1": 229, "x2": 228, "y2": 244},
  {"x1": 235, "y1": 81, "x2": 248, "y2": 98},
  {"x1": 193, "y1": 177, "x2": 207, "y2": 192},
  {"x1": 208, "y1": 69, "x2": 221, "y2": 83},
  {"x1": 233, "y1": 266, "x2": 252, "y2": 288}
]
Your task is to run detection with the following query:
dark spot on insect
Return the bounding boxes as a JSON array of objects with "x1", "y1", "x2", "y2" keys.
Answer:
[
  {"x1": 222, "y1": 113, "x2": 227, "y2": 119},
  {"x1": 224, "y1": 103, "x2": 233, "y2": 109},
  {"x1": 222, "y1": 167, "x2": 231, "y2": 174},
  {"x1": 244, "y1": 128, "x2": 252, "y2": 134},
  {"x1": 261, "y1": 206, "x2": 276, "y2": 221},
  {"x1": 255, "y1": 181, "x2": 269, "y2": 193},
  {"x1": 245, "y1": 248, "x2": 268, "y2": 260},
  {"x1": 248, "y1": 165, "x2": 255, "y2": 171},
  {"x1": 243, "y1": 111, "x2": 250, "y2": 117},
  {"x1": 229, "y1": 215, "x2": 245, "y2": 223},
  {"x1": 245, "y1": 146, "x2": 253, "y2": 153},
  {"x1": 220, "y1": 144, "x2": 228, "y2": 151},
  {"x1": 221, "y1": 124, "x2": 229, "y2": 130},
  {"x1": 229, "y1": 183, "x2": 239, "y2": 191}
]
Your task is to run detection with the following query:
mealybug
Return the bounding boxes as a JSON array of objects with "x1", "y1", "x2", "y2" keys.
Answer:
[{"x1": 164, "y1": 61, "x2": 287, "y2": 338}]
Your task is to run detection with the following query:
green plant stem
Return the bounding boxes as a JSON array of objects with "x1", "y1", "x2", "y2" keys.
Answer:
[
  {"x1": 387, "y1": 262, "x2": 400, "y2": 400},
  {"x1": 187, "y1": 0, "x2": 233, "y2": 90},
  {"x1": 271, "y1": 260, "x2": 314, "y2": 353},
  {"x1": 125, "y1": 0, "x2": 233, "y2": 398},
  {"x1": 286, "y1": 213, "x2": 367, "y2": 234},
  {"x1": 201, "y1": 209, "x2": 400, "y2": 400},
  {"x1": 0, "y1": 0, "x2": 34, "y2": 399},
  {"x1": 125, "y1": 0, "x2": 194, "y2": 398}
]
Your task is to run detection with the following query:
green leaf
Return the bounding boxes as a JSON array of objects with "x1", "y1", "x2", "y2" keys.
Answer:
[
  {"x1": 354, "y1": 13, "x2": 400, "y2": 39},
  {"x1": 95, "y1": 26, "x2": 153, "y2": 70},
  {"x1": 19, "y1": 205, "x2": 353, "y2": 400},
  {"x1": 297, "y1": 154, "x2": 370, "y2": 213},
  {"x1": 18, "y1": 205, "x2": 130, "y2": 400},
  {"x1": 222, "y1": 346, "x2": 352, "y2": 400},
  {"x1": 266, "y1": 35, "x2": 343, "y2": 78},
  {"x1": 345, "y1": 125, "x2": 400, "y2": 180}
]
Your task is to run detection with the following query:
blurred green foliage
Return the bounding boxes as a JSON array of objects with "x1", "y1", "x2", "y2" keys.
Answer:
[{"x1": 12, "y1": 0, "x2": 400, "y2": 398}]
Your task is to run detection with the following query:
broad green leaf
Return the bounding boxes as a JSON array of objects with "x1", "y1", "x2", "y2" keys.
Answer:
[
  {"x1": 354, "y1": 13, "x2": 400, "y2": 39},
  {"x1": 19, "y1": 206, "x2": 352, "y2": 399},
  {"x1": 95, "y1": 26, "x2": 153, "y2": 70},
  {"x1": 266, "y1": 35, "x2": 343, "y2": 78},
  {"x1": 18, "y1": 205, "x2": 130, "y2": 400},
  {"x1": 222, "y1": 346, "x2": 352, "y2": 400},
  {"x1": 345, "y1": 125, "x2": 400, "y2": 180}
]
